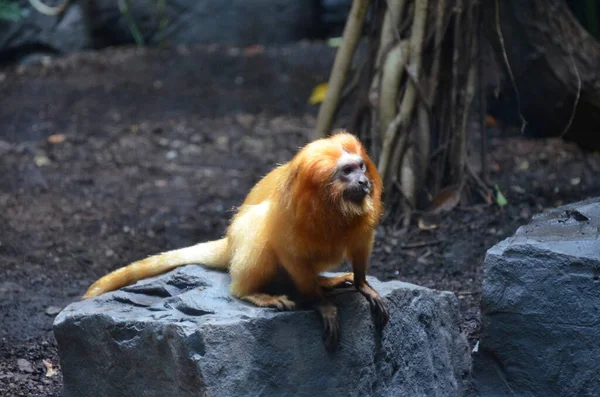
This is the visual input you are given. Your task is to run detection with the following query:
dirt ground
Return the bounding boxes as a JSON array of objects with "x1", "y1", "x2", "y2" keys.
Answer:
[{"x1": 1, "y1": 43, "x2": 599, "y2": 397}]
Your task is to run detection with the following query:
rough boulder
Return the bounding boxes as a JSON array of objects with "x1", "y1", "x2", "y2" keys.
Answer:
[
  {"x1": 475, "y1": 198, "x2": 600, "y2": 396},
  {"x1": 54, "y1": 266, "x2": 472, "y2": 397}
]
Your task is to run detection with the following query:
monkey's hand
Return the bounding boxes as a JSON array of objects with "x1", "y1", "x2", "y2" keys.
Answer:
[
  {"x1": 357, "y1": 283, "x2": 389, "y2": 329},
  {"x1": 315, "y1": 300, "x2": 340, "y2": 353}
]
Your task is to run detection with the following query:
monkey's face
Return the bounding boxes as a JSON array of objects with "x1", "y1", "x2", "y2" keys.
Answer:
[{"x1": 335, "y1": 152, "x2": 371, "y2": 204}]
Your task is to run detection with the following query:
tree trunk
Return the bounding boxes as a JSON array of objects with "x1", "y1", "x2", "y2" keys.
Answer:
[{"x1": 483, "y1": 0, "x2": 600, "y2": 150}]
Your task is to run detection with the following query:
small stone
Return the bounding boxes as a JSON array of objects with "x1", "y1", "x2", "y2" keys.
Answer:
[
  {"x1": 17, "y1": 359, "x2": 34, "y2": 373},
  {"x1": 234, "y1": 113, "x2": 255, "y2": 129},
  {"x1": 45, "y1": 306, "x2": 62, "y2": 316}
]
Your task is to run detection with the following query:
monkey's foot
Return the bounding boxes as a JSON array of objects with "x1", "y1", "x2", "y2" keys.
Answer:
[
  {"x1": 315, "y1": 300, "x2": 339, "y2": 353},
  {"x1": 357, "y1": 284, "x2": 389, "y2": 328},
  {"x1": 317, "y1": 272, "x2": 354, "y2": 290},
  {"x1": 241, "y1": 293, "x2": 296, "y2": 311}
]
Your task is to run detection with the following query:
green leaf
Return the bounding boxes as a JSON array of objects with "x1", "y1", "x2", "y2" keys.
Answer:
[
  {"x1": 119, "y1": 0, "x2": 145, "y2": 47},
  {"x1": 494, "y1": 184, "x2": 508, "y2": 207},
  {"x1": 327, "y1": 37, "x2": 343, "y2": 47}
]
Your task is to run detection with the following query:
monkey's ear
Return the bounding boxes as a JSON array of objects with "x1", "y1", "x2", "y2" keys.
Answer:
[{"x1": 283, "y1": 164, "x2": 300, "y2": 191}]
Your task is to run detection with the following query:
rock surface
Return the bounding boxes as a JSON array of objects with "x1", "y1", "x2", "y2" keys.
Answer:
[
  {"x1": 0, "y1": 0, "x2": 91, "y2": 59},
  {"x1": 91, "y1": 0, "x2": 318, "y2": 47},
  {"x1": 54, "y1": 266, "x2": 472, "y2": 397},
  {"x1": 2, "y1": 0, "x2": 318, "y2": 61},
  {"x1": 475, "y1": 198, "x2": 600, "y2": 396}
]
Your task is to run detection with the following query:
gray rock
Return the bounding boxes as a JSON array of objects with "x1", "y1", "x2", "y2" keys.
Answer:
[
  {"x1": 91, "y1": 0, "x2": 318, "y2": 48},
  {"x1": 54, "y1": 266, "x2": 471, "y2": 397},
  {"x1": 0, "y1": 0, "x2": 91, "y2": 57},
  {"x1": 2, "y1": 0, "x2": 317, "y2": 58},
  {"x1": 475, "y1": 198, "x2": 600, "y2": 396}
]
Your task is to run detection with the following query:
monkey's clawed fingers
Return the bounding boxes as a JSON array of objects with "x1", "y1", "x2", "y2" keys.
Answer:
[
  {"x1": 273, "y1": 296, "x2": 297, "y2": 311},
  {"x1": 315, "y1": 301, "x2": 340, "y2": 353},
  {"x1": 368, "y1": 294, "x2": 389, "y2": 328},
  {"x1": 322, "y1": 314, "x2": 339, "y2": 353},
  {"x1": 358, "y1": 286, "x2": 389, "y2": 328}
]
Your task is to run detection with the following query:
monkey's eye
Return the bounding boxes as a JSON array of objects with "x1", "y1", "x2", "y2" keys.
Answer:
[
  {"x1": 359, "y1": 162, "x2": 366, "y2": 171},
  {"x1": 342, "y1": 165, "x2": 353, "y2": 175}
]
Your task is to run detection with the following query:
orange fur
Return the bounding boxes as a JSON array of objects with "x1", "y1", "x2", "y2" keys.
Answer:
[{"x1": 83, "y1": 131, "x2": 388, "y2": 349}]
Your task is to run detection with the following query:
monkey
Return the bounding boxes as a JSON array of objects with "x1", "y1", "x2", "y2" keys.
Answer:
[{"x1": 84, "y1": 130, "x2": 389, "y2": 351}]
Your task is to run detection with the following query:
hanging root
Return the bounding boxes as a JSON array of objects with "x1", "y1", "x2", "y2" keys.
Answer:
[
  {"x1": 315, "y1": 0, "x2": 371, "y2": 138},
  {"x1": 378, "y1": 0, "x2": 428, "y2": 185}
]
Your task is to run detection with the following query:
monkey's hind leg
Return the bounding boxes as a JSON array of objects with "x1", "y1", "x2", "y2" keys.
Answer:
[
  {"x1": 229, "y1": 253, "x2": 297, "y2": 311},
  {"x1": 241, "y1": 293, "x2": 296, "y2": 311},
  {"x1": 317, "y1": 272, "x2": 354, "y2": 289},
  {"x1": 281, "y1": 262, "x2": 341, "y2": 352},
  {"x1": 227, "y1": 202, "x2": 298, "y2": 311}
]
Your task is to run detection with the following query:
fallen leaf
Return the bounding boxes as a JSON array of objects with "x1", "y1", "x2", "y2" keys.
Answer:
[
  {"x1": 308, "y1": 83, "x2": 328, "y2": 105},
  {"x1": 17, "y1": 358, "x2": 34, "y2": 373},
  {"x1": 519, "y1": 207, "x2": 531, "y2": 220},
  {"x1": 518, "y1": 160, "x2": 529, "y2": 171},
  {"x1": 243, "y1": 44, "x2": 265, "y2": 55},
  {"x1": 34, "y1": 154, "x2": 51, "y2": 167},
  {"x1": 405, "y1": 250, "x2": 417, "y2": 258},
  {"x1": 485, "y1": 115, "x2": 498, "y2": 127},
  {"x1": 494, "y1": 184, "x2": 508, "y2": 207},
  {"x1": 427, "y1": 184, "x2": 463, "y2": 214},
  {"x1": 418, "y1": 218, "x2": 439, "y2": 231},
  {"x1": 43, "y1": 360, "x2": 58, "y2": 377},
  {"x1": 510, "y1": 185, "x2": 525, "y2": 194},
  {"x1": 327, "y1": 37, "x2": 343, "y2": 47},
  {"x1": 47, "y1": 134, "x2": 66, "y2": 144}
]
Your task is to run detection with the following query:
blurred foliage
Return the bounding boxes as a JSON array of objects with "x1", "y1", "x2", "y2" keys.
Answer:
[
  {"x1": 122, "y1": 0, "x2": 170, "y2": 47},
  {"x1": 0, "y1": 0, "x2": 25, "y2": 21},
  {"x1": 567, "y1": 0, "x2": 600, "y2": 40},
  {"x1": 0, "y1": 0, "x2": 168, "y2": 48}
]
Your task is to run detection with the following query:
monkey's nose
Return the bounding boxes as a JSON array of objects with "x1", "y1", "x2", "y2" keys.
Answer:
[{"x1": 357, "y1": 176, "x2": 368, "y2": 186}]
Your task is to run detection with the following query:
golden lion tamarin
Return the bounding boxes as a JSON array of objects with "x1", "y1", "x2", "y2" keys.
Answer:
[{"x1": 84, "y1": 131, "x2": 388, "y2": 351}]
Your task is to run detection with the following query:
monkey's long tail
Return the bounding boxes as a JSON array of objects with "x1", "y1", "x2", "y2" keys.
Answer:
[{"x1": 82, "y1": 238, "x2": 230, "y2": 299}]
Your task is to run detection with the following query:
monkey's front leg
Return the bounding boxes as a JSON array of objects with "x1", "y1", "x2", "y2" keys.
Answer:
[
  {"x1": 354, "y1": 269, "x2": 389, "y2": 328},
  {"x1": 284, "y1": 263, "x2": 341, "y2": 352},
  {"x1": 314, "y1": 298, "x2": 339, "y2": 352},
  {"x1": 350, "y1": 243, "x2": 389, "y2": 328}
]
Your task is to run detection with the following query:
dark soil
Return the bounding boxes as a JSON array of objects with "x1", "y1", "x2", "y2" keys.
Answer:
[{"x1": 1, "y1": 43, "x2": 599, "y2": 397}]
